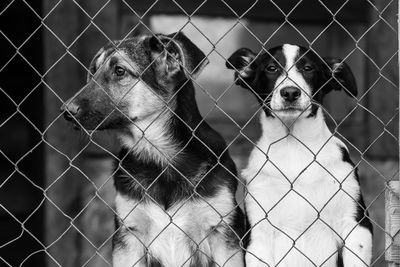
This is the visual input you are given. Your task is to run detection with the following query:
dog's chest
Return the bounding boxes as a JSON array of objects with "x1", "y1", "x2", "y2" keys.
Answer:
[
  {"x1": 115, "y1": 188, "x2": 234, "y2": 265},
  {"x1": 244, "y1": 136, "x2": 360, "y2": 233},
  {"x1": 116, "y1": 192, "x2": 232, "y2": 239}
]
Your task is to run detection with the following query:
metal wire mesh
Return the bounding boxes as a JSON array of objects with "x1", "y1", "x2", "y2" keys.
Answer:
[{"x1": 0, "y1": 0, "x2": 398, "y2": 266}]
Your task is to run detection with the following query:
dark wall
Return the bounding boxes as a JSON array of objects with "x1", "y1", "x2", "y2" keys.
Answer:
[{"x1": 0, "y1": 1, "x2": 44, "y2": 266}]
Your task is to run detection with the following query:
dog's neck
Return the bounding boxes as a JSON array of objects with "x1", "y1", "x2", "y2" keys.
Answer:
[
  {"x1": 260, "y1": 108, "x2": 331, "y2": 148},
  {"x1": 118, "y1": 110, "x2": 179, "y2": 165},
  {"x1": 118, "y1": 82, "x2": 206, "y2": 167}
]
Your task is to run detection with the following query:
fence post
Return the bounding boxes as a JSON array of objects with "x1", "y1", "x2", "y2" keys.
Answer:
[
  {"x1": 386, "y1": 181, "x2": 400, "y2": 267},
  {"x1": 385, "y1": 7, "x2": 400, "y2": 266}
]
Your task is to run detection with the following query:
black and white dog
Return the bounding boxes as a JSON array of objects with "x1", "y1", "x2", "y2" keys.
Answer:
[
  {"x1": 61, "y1": 32, "x2": 245, "y2": 266},
  {"x1": 226, "y1": 44, "x2": 373, "y2": 266}
]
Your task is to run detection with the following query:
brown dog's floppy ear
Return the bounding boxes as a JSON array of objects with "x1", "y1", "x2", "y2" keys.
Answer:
[
  {"x1": 149, "y1": 32, "x2": 209, "y2": 79},
  {"x1": 226, "y1": 48, "x2": 257, "y2": 89},
  {"x1": 324, "y1": 57, "x2": 358, "y2": 97}
]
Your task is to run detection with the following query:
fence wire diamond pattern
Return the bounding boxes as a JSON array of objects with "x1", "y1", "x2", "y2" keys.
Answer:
[{"x1": 0, "y1": 0, "x2": 398, "y2": 266}]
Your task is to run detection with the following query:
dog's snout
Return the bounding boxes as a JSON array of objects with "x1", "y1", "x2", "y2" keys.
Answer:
[
  {"x1": 61, "y1": 101, "x2": 80, "y2": 121},
  {"x1": 280, "y1": 87, "x2": 301, "y2": 102}
]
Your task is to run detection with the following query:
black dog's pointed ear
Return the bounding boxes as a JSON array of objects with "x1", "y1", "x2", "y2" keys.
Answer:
[
  {"x1": 226, "y1": 48, "x2": 257, "y2": 89},
  {"x1": 149, "y1": 32, "x2": 209, "y2": 80},
  {"x1": 324, "y1": 58, "x2": 358, "y2": 97}
]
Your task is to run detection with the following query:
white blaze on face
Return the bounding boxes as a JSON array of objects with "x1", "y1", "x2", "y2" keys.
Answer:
[{"x1": 270, "y1": 44, "x2": 312, "y2": 111}]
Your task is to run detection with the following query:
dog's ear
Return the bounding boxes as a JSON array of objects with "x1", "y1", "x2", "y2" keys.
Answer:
[
  {"x1": 324, "y1": 58, "x2": 358, "y2": 97},
  {"x1": 149, "y1": 32, "x2": 209, "y2": 80},
  {"x1": 87, "y1": 47, "x2": 106, "y2": 82},
  {"x1": 226, "y1": 48, "x2": 257, "y2": 89}
]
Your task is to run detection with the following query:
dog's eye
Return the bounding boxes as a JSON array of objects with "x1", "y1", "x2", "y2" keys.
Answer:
[
  {"x1": 114, "y1": 66, "x2": 126, "y2": 76},
  {"x1": 303, "y1": 65, "x2": 314, "y2": 72},
  {"x1": 266, "y1": 65, "x2": 278, "y2": 73}
]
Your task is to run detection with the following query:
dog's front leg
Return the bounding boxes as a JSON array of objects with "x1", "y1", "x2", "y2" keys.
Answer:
[
  {"x1": 341, "y1": 219, "x2": 372, "y2": 267},
  {"x1": 245, "y1": 220, "x2": 275, "y2": 267},
  {"x1": 112, "y1": 227, "x2": 147, "y2": 267}
]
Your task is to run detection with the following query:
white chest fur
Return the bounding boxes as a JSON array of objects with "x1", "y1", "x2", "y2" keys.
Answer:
[
  {"x1": 244, "y1": 112, "x2": 362, "y2": 266},
  {"x1": 114, "y1": 187, "x2": 236, "y2": 267}
]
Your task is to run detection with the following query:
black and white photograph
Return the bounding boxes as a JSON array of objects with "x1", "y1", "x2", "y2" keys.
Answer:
[{"x1": 0, "y1": 0, "x2": 398, "y2": 266}]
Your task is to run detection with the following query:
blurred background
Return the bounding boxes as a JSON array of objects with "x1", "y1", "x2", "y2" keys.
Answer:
[{"x1": 0, "y1": 0, "x2": 398, "y2": 266}]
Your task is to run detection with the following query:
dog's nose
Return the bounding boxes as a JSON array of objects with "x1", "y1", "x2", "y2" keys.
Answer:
[
  {"x1": 60, "y1": 102, "x2": 80, "y2": 121},
  {"x1": 280, "y1": 87, "x2": 301, "y2": 102}
]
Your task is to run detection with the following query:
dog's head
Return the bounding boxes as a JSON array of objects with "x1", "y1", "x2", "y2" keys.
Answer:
[
  {"x1": 61, "y1": 32, "x2": 208, "y2": 131},
  {"x1": 226, "y1": 44, "x2": 357, "y2": 121}
]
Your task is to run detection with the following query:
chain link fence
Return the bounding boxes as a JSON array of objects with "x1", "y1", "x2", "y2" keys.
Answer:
[{"x1": 0, "y1": 0, "x2": 399, "y2": 266}]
